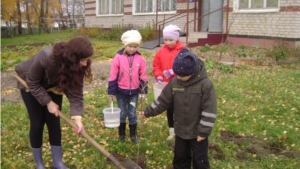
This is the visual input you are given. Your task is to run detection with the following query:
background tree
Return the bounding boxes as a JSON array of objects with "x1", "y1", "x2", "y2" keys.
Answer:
[
  {"x1": 25, "y1": 0, "x2": 33, "y2": 34},
  {"x1": 45, "y1": 0, "x2": 49, "y2": 33},
  {"x1": 40, "y1": 0, "x2": 45, "y2": 33},
  {"x1": 16, "y1": 0, "x2": 23, "y2": 35},
  {"x1": 69, "y1": 0, "x2": 84, "y2": 28},
  {"x1": 1, "y1": 0, "x2": 17, "y2": 37},
  {"x1": 1, "y1": 0, "x2": 84, "y2": 36}
]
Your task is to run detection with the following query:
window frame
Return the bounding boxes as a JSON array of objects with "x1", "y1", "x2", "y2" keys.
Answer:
[
  {"x1": 233, "y1": 0, "x2": 280, "y2": 13},
  {"x1": 96, "y1": 0, "x2": 124, "y2": 17},
  {"x1": 133, "y1": 0, "x2": 177, "y2": 15}
]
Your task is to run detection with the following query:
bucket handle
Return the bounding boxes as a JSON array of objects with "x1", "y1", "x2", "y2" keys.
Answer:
[{"x1": 110, "y1": 101, "x2": 113, "y2": 114}]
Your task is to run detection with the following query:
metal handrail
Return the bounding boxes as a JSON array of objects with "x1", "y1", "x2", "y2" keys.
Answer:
[
  {"x1": 154, "y1": 1, "x2": 197, "y2": 47},
  {"x1": 157, "y1": 14, "x2": 187, "y2": 46},
  {"x1": 183, "y1": 6, "x2": 226, "y2": 31},
  {"x1": 154, "y1": 1, "x2": 228, "y2": 48},
  {"x1": 156, "y1": 8, "x2": 195, "y2": 26}
]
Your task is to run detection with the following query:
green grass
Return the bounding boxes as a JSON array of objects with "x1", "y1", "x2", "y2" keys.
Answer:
[
  {"x1": 1, "y1": 33, "x2": 300, "y2": 168},
  {"x1": 2, "y1": 65, "x2": 300, "y2": 168},
  {"x1": 1, "y1": 32, "x2": 154, "y2": 71},
  {"x1": 1, "y1": 30, "x2": 76, "y2": 46}
]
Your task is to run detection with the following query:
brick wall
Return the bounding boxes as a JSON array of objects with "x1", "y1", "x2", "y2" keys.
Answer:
[
  {"x1": 84, "y1": 0, "x2": 197, "y2": 32},
  {"x1": 223, "y1": 0, "x2": 300, "y2": 39}
]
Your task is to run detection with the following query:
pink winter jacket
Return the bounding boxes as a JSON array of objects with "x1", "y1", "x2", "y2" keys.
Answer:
[{"x1": 108, "y1": 49, "x2": 148, "y2": 96}]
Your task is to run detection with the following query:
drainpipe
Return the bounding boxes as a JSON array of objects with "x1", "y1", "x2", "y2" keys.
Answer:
[
  {"x1": 156, "y1": 0, "x2": 158, "y2": 30},
  {"x1": 226, "y1": 0, "x2": 229, "y2": 37},
  {"x1": 186, "y1": 1, "x2": 190, "y2": 47},
  {"x1": 194, "y1": 0, "x2": 197, "y2": 31},
  {"x1": 158, "y1": 25, "x2": 161, "y2": 47}
]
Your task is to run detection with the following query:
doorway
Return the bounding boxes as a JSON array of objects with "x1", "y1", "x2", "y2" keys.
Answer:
[{"x1": 198, "y1": 0, "x2": 224, "y2": 33}]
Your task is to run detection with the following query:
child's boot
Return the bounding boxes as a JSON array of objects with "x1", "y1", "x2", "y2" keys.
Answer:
[
  {"x1": 129, "y1": 124, "x2": 138, "y2": 143},
  {"x1": 166, "y1": 127, "x2": 175, "y2": 140},
  {"x1": 118, "y1": 123, "x2": 126, "y2": 142},
  {"x1": 51, "y1": 145, "x2": 69, "y2": 169},
  {"x1": 32, "y1": 147, "x2": 46, "y2": 169}
]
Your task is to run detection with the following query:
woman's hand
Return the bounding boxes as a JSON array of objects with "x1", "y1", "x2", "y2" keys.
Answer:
[
  {"x1": 197, "y1": 136, "x2": 206, "y2": 142},
  {"x1": 73, "y1": 118, "x2": 84, "y2": 134},
  {"x1": 47, "y1": 100, "x2": 59, "y2": 117}
]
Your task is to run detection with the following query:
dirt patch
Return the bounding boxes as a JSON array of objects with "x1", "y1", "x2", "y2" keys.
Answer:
[
  {"x1": 108, "y1": 152, "x2": 147, "y2": 169},
  {"x1": 211, "y1": 131, "x2": 300, "y2": 161}
]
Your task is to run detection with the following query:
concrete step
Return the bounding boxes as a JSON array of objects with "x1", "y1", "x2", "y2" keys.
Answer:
[
  {"x1": 188, "y1": 32, "x2": 208, "y2": 39},
  {"x1": 179, "y1": 32, "x2": 208, "y2": 43}
]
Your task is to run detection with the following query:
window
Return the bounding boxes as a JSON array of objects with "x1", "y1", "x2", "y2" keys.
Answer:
[
  {"x1": 134, "y1": 0, "x2": 176, "y2": 14},
  {"x1": 97, "y1": 0, "x2": 124, "y2": 15},
  {"x1": 234, "y1": 0, "x2": 279, "y2": 13}
]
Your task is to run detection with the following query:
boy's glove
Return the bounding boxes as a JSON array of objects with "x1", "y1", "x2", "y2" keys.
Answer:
[
  {"x1": 163, "y1": 69, "x2": 174, "y2": 79},
  {"x1": 156, "y1": 76, "x2": 163, "y2": 82}
]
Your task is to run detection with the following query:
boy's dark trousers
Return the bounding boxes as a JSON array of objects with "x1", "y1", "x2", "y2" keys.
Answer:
[{"x1": 173, "y1": 135, "x2": 210, "y2": 169}]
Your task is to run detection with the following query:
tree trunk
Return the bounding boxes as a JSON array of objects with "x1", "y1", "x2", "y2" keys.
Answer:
[
  {"x1": 72, "y1": 4, "x2": 76, "y2": 29},
  {"x1": 17, "y1": 0, "x2": 22, "y2": 35},
  {"x1": 26, "y1": 0, "x2": 32, "y2": 34},
  {"x1": 67, "y1": 0, "x2": 71, "y2": 28},
  {"x1": 45, "y1": 0, "x2": 49, "y2": 33},
  {"x1": 11, "y1": 21, "x2": 15, "y2": 37},
  {"x1": 40, "y1": 0, "x2": 45, "y2": 33},
  {"x1": 6, "y1": 21, "x2": 12, "y2": 37}
]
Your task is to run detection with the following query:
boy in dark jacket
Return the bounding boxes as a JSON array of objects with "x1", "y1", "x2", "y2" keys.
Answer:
[{"x1": 139, "y1": 48, "x2": 217, "y2": 169}]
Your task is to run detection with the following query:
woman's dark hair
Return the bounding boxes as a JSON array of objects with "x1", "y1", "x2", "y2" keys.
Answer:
[{"x1": 52, "y1": 36, "x2": 93, "y2": 92}]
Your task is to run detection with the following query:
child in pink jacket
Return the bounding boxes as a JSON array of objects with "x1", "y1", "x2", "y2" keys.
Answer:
[{"x1": 108, "y1": 30, "x2": 148, "y2": 143}]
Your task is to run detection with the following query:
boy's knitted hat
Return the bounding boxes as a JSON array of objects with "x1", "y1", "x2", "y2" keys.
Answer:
[
  {"x1": 173, "y1": 48, "x2": 198, "y2": 77},
  {"x1": 163, "y1": 24, "x2": 180, "y2": 40},
  {"x1": 121, "y1": 30, "x2": 142, "y2": 46}
]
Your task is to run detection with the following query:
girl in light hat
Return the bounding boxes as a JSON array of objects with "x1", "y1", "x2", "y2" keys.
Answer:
[
  {"x1": 152, "y1": 24, "x2": 185, "y2": 140},
  {"x1": 108, "y1": 30, "x2": 148, "y2": 143}
]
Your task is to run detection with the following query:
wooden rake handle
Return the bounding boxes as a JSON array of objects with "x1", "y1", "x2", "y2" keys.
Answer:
[{"x1": 14, "y1": 74, "x2": 126, "y2": 169}]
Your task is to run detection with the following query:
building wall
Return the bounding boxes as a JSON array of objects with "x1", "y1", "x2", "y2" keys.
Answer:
[
  {"x1": 84, "y1": 0, "x2": 198, "y2": 32},
  {"x1": 223, "y1": 0, "x2": 300, "y2": 47}
]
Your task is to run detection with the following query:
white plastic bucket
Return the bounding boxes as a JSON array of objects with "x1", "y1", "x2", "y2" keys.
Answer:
[
  {"x1": 103, "y1": 107, "x2": 120, "y2": 128},
  {"x1": 153, "y1": 82, "x2": 168, "y2": 100}
]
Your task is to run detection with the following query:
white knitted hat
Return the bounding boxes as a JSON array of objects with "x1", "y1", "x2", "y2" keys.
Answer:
[{"x1": 121, "y1": 30, "x2": 142, "y2": 46}]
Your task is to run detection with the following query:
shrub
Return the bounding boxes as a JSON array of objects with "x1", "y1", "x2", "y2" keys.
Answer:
[
  {"x1": 266, "y1": 40, "x2": 290, "y2": 61},
  {"x1": 205, "y1": 56, "x2": 234, "y2": 73},
  {"x1": 86, "y1": 27, "x2": 102, "y2": 38},
  {"x1": 211, "y1": 43, "x2": 230, "y2": 53},
  {"x1": 217, "y1": 64, "x2": 234, "y2": 73},
  {"x1": 1, "y1": 62, "x2": 8, "y2": 71},
  {"x1": 75, "y1": 24, "x2": 156, "y2": 42},
  {"x1": 290, "y1": 46, "x2": 300, "y2": 58},
  {"x1": 200, "y1": 44, "x2": 211, "y2": 52},
  {"x1": 75, "y1": 27, "x2": 102, "y2": 38},
  {"x1": 138, "y1": 23, "x2": 155, "y2": 41},
  {"x1": 205, "y1": 56, "x2": 216, "y2": 69},
  {"x1": 235, "y1": 44, "x2": 248, "y2": 57}
]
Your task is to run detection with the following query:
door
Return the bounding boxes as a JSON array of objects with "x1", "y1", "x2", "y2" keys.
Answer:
[
  {"x1": 200, "y1": 0, "x2": 210, "y2": 31},
  {"x1": 199, "y1": 0, "x2": 223, "y2": 32},
  {"x1": 209, "y1": 0, "x2": 223, "y2": 32}
]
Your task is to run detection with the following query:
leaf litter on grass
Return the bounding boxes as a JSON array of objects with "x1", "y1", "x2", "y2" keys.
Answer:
[{"x1": 2, "y1": 52, "x2": 300, "y2": 168}]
